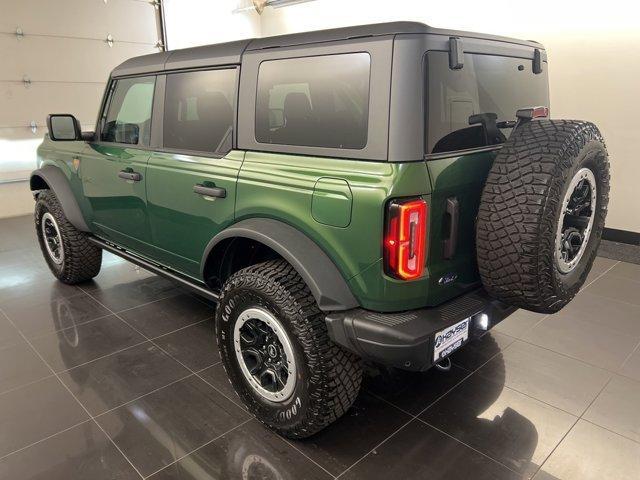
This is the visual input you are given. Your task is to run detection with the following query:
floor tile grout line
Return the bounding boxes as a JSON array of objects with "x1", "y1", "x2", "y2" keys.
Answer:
[
  {"x1": 449, "y1": 368, "x2": 586, "y2": 419},
  {"x1": 0, "y1": 418, "x2": 92, "y2": 462},
  {"x1": 141, "y1": 417, "x2": 253, "y2": 479},
  {"x1": 619, "y1": 338, "x2": 640, "y2": 373},
  {"x1": 507, "y1": 260, "x2": 622, "y2": 347},
  {"x1": 148, "y1": 317, "x2": 214, "y2": 341},
  {"x1": 500, "y1": 330, "x2": 634, "y2": 376},
  {"x1": 413, "y1": 335, "x2": 518, "y2": 419},
  {"x1": 579, "y1": 289, "x2": 640, "y2": 310},
  {"x1": 92, "y1": 371, "x2": 197, "y2": 419},
  {"x1": 334, "y1": 417, "x2": 416, "y2": 479},
  {"x1": 192, "y1": 371, "x2": 249, "y2": 412},
  {"x1": 7, "y1": 252, "x2": 629, "y2": 476},
  {"x1": 21, "y1": 312, "x2": 116, "y2": 342},
  {"x1": 85, "y1": 361, "x2": 221, "y2": 421},
  {"x1": 78, "y1": 285, "x2": 251, "y2": 419},
  {"x1": 336, "y1": 343, "x2": 512, "y2": 479},
  {"x1": 112, "y1": 289, "x2": 193, "y2": 315},
  {"x1": 531, "y1": 373, "x2": 616, "y2": 478},
  {"x1": 0, "y1": 305, "x2": 146, "y2": 479},
  {"x1": 42, "y1": 315, "x2": 214, "y2": 377},
  {"x1": 279, "y1": 437, "x2": 339, "y2": 479},
  {"x1": 578, "y1": 417, "x2": 640, "y2": 446},
  {"x1": 0, "y1": 371, "x2": 56, "y2": 398},
  {"x1": 583, "y1": 260, "x2": 620, "y2": 289},
  {"x1": 80, "y1": 283, "x2": 345, "y2": 478},
  {"x1": 52, "y1": 339, "x2": 150, "y2": 374},
  {"x1": 365, "y1": 388, "x2": 523, "y2": 476},
  {"x1": 419, "y1": 419, "x2": 524, "y2": 476}
]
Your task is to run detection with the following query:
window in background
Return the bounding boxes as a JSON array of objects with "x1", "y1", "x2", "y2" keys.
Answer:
[
  {"x1": 163, "y1": 69, "x2": 237, "y2": 154},
  {"x1": 100, "y1": 76, "x2": 156, "y2": 145},
  {"x1": 256, "y1": 53, "x2": 371, "y2": 149}
]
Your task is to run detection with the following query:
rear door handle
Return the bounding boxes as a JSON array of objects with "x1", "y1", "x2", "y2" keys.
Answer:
[
  {"x1": 118, "y1": 170, "x2": 142, "y2": 182},
  {"x1": 193, "y1": 184, "x2": 226, "y2": 198}
]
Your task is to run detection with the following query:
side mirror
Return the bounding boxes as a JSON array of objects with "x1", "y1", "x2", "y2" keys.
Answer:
[{"x1": 47, "y1": 114, "x2": 81, "y2": 141}]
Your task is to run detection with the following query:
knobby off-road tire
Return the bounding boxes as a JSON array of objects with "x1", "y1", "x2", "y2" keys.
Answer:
[
  {"x1": 35, "y1": 190, "x2": 102, "y2": 283},
  {"x1": 477, "y1": 120, "x2": 610, "y2": 314},
  {"x1": 216, "y1": 259, "x2": 362, "y2": 438}
]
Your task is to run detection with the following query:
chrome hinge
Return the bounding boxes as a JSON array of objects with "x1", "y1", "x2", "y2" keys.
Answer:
[
  {"x1": 23, "y1": 75, "x2": 31, "y2": 88},
  {"x1": 106, "y1": 34, "x2": 114, "y2": 47},
  {"x1": 16, "y1": 27, "x2": 24, "y2": 40},
  {"x1": 30, "y1": 121, "x2": 37, "y2": 134},
  {"x1": 150, "y1": 0, "x2": 161, "y2": 9}
]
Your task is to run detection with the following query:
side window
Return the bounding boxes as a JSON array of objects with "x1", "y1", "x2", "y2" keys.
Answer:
[
  {"x1": 100, "y1": 76, "x2": 155, "y2": 145},
  {"x1": 255, "y1": 53, "x2": 371, "y2": 149},
  {"x1": 163, "y1": 68, "x2": 237, "y2": 154}
]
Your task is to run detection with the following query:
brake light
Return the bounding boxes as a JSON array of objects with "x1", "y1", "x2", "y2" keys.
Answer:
[
  {"x1": 384, "y1": 198, "x2": 428, "y2": 280},
  {"x1": 516, "y1": 106, "x2": 549, "y2": 120}
]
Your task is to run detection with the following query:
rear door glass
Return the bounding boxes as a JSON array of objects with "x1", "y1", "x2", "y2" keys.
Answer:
[
  {"x1": 163, "y1": 68, "x2": 237, "y2": 155},
  {"x1": 255, "y1": 52, "x2": 371, "y2": 149},
  {"x1": 426, "y1": 52, "x2": 549, "y2": 154}
]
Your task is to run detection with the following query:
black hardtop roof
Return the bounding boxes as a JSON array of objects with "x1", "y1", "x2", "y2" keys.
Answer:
[{"x1": 111, "y1": 21, "x2": 542, "y2": 78}]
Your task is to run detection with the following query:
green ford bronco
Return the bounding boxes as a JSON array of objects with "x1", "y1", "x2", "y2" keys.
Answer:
[{"x1": 32, "y1": 22, "x2": 609, "y2": 438}]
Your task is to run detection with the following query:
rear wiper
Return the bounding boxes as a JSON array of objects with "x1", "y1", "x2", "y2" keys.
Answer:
[{"x1": 468, "y1": 113, "x2": 506, "y2": 145}]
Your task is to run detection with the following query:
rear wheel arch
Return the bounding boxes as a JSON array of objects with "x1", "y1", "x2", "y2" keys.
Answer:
[{"x1": 201, "y1": 218, "x2": 359, "y2": 312}]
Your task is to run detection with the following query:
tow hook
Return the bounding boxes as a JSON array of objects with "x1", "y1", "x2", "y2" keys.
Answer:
[{"x1": 435, "y1": 357, "x2": 452, "y2": 372}]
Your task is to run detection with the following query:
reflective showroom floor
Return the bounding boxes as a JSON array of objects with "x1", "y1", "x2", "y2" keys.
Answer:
[{"x1": 1, "y1": 214, "x2": 639, "y2": 480}]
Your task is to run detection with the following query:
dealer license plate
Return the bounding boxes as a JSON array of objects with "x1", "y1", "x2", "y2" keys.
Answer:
[{"x1": 433, "y1": 318, "x2": 470, "y2": 362}]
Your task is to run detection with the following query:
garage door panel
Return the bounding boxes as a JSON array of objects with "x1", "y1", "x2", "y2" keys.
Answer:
[
  {"x1": 0, "y1": 81, "x2": 105, "y2": 128},
  {"x1": 0, "y1": 125, "x2": 95, "y2": 180},
  {"x1": 0, "y1": 34, "x2": 159, "y2": 83},
  {"x1": 0, "y1": 0, "x2": 160, "y2": 45}
]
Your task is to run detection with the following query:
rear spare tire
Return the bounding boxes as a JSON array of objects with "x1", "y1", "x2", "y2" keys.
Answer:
[{"x1": 476, "y1": 120, "x2": 610, "y2": 313}]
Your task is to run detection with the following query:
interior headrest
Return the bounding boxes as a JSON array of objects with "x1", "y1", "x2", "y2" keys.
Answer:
[
  {"x1": 283, "y1": 92, "x2": 312, "y2": 122},
  {"x1": 196, "y1": 92, "x2": 232, "y2": 121}
]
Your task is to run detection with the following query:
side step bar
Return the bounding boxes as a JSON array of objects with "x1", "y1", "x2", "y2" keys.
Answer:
[{"x1": 88, "y1": 237, "x2": 219, "y2": 303}]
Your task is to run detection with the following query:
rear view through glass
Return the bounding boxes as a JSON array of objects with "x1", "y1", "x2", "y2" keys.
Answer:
[
  {"x1": 255, "y1": 53, "x2": 371, "y2": 150},
  {"x1": 426, "y1": 52, "x2": 549, "y2": 154}
]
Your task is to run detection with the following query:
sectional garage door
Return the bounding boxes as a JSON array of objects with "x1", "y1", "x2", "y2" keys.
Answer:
[{"x1": 0, "y1": 0, "x2": 162, "y2": 183}]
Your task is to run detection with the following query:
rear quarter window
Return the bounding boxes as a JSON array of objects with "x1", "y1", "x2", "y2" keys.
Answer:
[
  {"x1": 426, "y1": 51, "x2": 549, "y2": 154},
  {"x1": 255, "y1": 53, "x2": 371, "y2": 150}
]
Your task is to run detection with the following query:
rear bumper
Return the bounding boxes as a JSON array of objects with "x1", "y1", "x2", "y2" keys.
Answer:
[{"x1": 325, "y1": 288, "x2": 516, "y2": 371}]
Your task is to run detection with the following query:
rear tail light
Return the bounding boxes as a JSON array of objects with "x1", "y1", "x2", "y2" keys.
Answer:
[{"x1": 384, "y1": 198, "x2": 428, "y2": 280}]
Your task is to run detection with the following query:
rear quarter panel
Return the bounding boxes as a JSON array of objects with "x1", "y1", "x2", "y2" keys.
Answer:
[{"x1": 235, "y1": 152, "x2": 431, "y2": 311}]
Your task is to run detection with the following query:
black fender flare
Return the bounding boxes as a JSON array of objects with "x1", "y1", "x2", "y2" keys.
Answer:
[
  {"x1": 202, "y1": 218, "x2": 359, "y2": 312},
  {"x1": 30, "y1": 166, "x2": 90, "y2": 232}
]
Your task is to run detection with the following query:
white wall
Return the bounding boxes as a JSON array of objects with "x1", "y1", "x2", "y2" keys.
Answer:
[
  {"x1": 163, "y1": 0, "x2": 260, "y2": 49},
  {"x1": 259, "y1": 0, "x2": 640, "y2": 233},
  {"x1": 0, "y1": 0, "x2": 161, "y2": 219}
]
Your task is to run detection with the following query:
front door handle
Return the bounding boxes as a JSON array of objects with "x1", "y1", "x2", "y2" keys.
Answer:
[
  {"x1": 194, "y1": 184, "x2": 226, "y2": 198},
  {"x1": 118, "y1": 170, "x2": 142, "y2": 182}
]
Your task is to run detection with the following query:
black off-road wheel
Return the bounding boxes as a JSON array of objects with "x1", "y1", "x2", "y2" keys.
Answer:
[
  {"x1": 215, "y1": 259, "x2": 362, "y2": 439},
  {"x1": 477, "y1": 120, "x2": 610, "y2": 314},
  {"x1": 35, "y1": 190, "x2": 102, "y2": 284}
]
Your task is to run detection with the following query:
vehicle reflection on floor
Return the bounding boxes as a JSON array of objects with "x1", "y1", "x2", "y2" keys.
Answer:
[
  {"x1": 2, "y1": 213, "x2": 638, "y2": 480},
  {"x1": 49, "y1": 289, "x2": 539, "y2": 479}
]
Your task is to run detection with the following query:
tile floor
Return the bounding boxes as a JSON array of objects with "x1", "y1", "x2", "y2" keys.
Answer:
[{"x1": 1, "y1": 214, "x2": 639, "y2": 479}]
